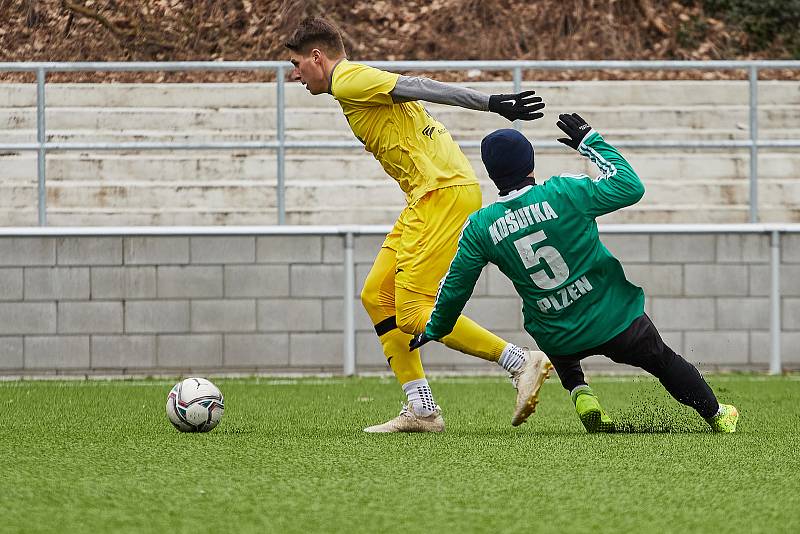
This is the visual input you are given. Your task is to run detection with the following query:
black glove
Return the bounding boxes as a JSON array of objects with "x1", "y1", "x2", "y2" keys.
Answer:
[
  {"x1": 488, "y1": 90, "x2": 545, "y2": 122},
  {"x1": 556, "y1": 113, "x2": 592, "y2": 150},
  {"x1": 409, "y1": 332, "x2": 435, "y2": 350}
]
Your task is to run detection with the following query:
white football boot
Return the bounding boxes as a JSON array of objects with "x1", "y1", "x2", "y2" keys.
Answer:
[
  {"x1": 510, "y1": 350, "x2": 553, "y2": 426},
  {"x1": 363, "y1": 404, "x2": 445, "y2": 433}
]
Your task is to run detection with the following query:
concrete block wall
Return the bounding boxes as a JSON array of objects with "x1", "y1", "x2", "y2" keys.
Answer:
[{"x1": 0, "y1": 231, "x2": 797, "y2": 376}]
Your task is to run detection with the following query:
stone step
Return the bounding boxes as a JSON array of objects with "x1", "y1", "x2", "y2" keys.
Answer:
[
  {"x1": 2, "y1": 126, "x2": 799, "y2": 144},
  {"x1": 2, "y1": 104, "x2": 800, "y2": 132},
  {"x1": 2, "y1": 179, "x2": 798, "y2": 217},
  {"x1": 1, "y1": 81, "x2": 797, "y2": 108},
  {"x1": 0, "y1": 80, "x2": 796, "y2": 227},
  {"x1": 2, "y1": 151, "x2": 799, "y2": 183}
]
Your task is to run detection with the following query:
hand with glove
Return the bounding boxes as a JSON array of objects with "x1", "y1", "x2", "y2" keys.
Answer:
[
  {"x1": 556, "y1": 112, "x2": 593, "y2": 150},
  {"x1": 488, "y1": 90, "x2": 545, "y2": 122},
  {"x1": 409, "y1": 332, "x2": 436, "y2": 350}
]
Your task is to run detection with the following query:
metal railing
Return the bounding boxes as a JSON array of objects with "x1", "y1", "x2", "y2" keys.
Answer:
[
  {"x1": 0, "y1": 223, "x2": 797, "y2": 375},
  {"x1": 1, "y1": 60, "x2": 800, "y2": 226}
]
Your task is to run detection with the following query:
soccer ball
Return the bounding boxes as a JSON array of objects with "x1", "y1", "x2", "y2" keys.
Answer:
[{"x1": 166, "y1": 377, "x2": 225, "y2": 433}]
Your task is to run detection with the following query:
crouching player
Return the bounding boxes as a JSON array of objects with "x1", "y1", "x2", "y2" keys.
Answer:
[{"x1": 411, "y1": 113, "x2": 739, "y2": 433}]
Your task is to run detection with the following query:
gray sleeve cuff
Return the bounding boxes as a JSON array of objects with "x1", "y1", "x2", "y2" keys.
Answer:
[{"x1": 390, "y1": 75, "x2": 490, "y2": 111}]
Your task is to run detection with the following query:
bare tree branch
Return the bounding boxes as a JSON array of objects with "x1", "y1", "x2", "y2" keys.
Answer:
[{"x1": 62, "y1": 0, "x2": 178, "y2": 53}]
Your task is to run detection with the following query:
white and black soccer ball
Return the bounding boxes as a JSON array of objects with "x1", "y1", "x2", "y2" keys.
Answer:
[{"x1": 166, "y1": 377, "x2": 225, "y2": 433}]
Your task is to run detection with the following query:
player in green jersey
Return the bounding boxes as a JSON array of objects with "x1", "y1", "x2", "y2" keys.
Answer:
[{"x1": 411, "y1": 113, "x2": 739, "y2": 433}]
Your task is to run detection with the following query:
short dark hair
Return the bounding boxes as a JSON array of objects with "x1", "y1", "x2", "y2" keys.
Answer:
[{"x1": 285, "y1": 16, "x2": 345, "y2": 56}]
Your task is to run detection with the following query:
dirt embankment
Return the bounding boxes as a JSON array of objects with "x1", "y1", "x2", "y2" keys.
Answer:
[{"x1": 1, "y1": 0, "x2": 798, "y2": 82}]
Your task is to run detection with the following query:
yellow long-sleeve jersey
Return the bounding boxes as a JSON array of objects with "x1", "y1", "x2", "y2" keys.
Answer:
[{"x1": 330, "y1": 59, "x2": 478, "y2": 205}]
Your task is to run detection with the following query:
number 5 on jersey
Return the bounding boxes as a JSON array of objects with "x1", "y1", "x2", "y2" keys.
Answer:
[{"x1": 513, "y1": 230, "x2": 569, "y2": 290}]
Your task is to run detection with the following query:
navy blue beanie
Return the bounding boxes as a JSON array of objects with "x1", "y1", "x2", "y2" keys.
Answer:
[{"x1": 480, "y1": 129, "x2": 534, "y2": 191}]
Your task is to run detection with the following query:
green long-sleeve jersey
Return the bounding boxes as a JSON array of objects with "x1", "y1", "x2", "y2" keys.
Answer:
[{"x1": 425, "y1": 130, "x2": 646, "y2": 355}]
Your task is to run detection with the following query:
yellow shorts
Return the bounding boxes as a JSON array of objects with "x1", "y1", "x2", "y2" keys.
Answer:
[{"x1": 382, "y1": 183, "x2": 482, "y2": 296}]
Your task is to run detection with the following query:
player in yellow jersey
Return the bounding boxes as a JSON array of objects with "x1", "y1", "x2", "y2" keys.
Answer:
[{"x1": 287, "y1": 17, "x2": 552, "y2": 432}]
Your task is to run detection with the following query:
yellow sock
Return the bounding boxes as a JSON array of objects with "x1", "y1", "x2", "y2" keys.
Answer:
[
  {"x1": 395, "y1": 287, "x2": 507, "y2": 363},
  {"x1": 379, "y1": 328, "x2": 425, "y2": 384},
  {"x1": 440, "y1": 315, "x2": 507, "y2": 362}
]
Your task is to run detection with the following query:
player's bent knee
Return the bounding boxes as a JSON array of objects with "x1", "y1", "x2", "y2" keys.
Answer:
[
  {"x1": 360, "y1": 288, "x2": 385, "y2": 325},
  {"x1": 361, "y1": 279, "x2": 399, "y2": 326},
  {"x1": 360, "y1": 284, "x2": 376, "y2": 309},
  {"x1": 361, "y1": 267, "x2": 380, "y2": 299},
  {"x1": 395, "y1": 314, "x2": 418, "y2": 335},
  {"x1": 395, "y1": 305, "x2": 428, "y2": 335}
]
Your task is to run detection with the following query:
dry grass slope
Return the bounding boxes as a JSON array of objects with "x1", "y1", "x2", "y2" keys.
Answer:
[{"x1": 1, "y1": 0, "x2": 798, "y2": 82}]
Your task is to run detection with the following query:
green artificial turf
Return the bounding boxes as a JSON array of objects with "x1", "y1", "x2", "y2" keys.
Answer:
[{"x1": 1, "y1": 375, "x2": 798, "y2": 534}]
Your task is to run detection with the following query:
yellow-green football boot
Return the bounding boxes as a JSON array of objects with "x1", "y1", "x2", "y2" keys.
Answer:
[
  {"x1": 706, "y1": 403, "x2": 739, "y2": 433},
  {"x1": 572, "y1": 386, "x2": 615, "y2": 433}
]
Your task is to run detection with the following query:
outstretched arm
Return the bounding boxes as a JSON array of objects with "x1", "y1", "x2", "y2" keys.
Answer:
[
  {"x1": 556, "y1": 113, "x2": 645, "y2": 218},
  {"x1": 391, "y1": 75, "x2": 488, "y2": 109},
  {"x1": 391, "y1": 75, "x2": 545, "y2": 121}
]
